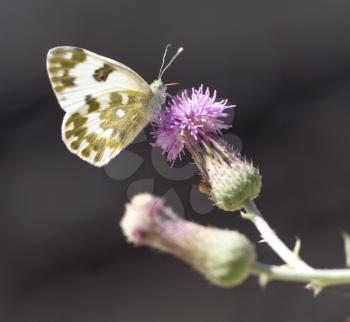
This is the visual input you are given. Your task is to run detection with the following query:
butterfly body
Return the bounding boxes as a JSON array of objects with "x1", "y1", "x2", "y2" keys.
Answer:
[
  {"x1": 46, "y1": 46, "x2": 178, "y2": 167},
  {"x1": 149, "y1": 79, "x2": 167, "y2": 115}
]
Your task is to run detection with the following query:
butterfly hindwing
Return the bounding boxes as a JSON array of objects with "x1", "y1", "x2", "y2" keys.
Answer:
[
  {"x1": 47, "y1": 46, "x2": 151, "y2": 113},
  {"x1": 62, "y1": 90, "x2": 151, "y2": 167}
]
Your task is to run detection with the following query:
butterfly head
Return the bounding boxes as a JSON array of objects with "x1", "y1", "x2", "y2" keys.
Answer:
[{"x1": 150, "y1": 79, "x2": 167, "y2": 94}]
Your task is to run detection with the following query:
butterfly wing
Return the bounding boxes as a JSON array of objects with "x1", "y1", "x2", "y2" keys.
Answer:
[
  {"x1": 47, "y1": 47, "x2": 153, "y2": 167},
  {"x1": 47, "y1": 46, "x2": 151, "y2": 113},
  {"x1": 62, "y1": 91, "x2": 152, "y2": 167}
]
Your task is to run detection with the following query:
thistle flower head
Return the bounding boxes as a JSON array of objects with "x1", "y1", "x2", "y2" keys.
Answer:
[
  {"x1": 120, "y1": 193, "x2": 256, "y2": 287},
  {"x1": 152, "y1": 85, "x2": 261, "y2": 211},
  {"x1": 153, "y1": 85, "x2": 234, "y2": 163}
]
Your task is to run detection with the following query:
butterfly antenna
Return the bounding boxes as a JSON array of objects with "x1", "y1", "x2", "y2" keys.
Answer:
[
  {"x1": 159, "y1": 46, "x2": 184, "y2": 79},
  {"x1": 158, "y1": 44, "x2": 172, "y2": 79},
  {"x1": 165, "y1": 82, "x2": 181, "y2": 86}
]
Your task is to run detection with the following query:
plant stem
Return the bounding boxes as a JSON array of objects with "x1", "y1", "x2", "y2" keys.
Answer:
[
  {"x1": 243, "y1": 201, "x2": 350, "y2": 292},
  {"x1": 243, "y1": 200, "x2": 313, "y2": 270},
  {"x1": 251, "y1": 262, "x2": 350, "y2": 288}
]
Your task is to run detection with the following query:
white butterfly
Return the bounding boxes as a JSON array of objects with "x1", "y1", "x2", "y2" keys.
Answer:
[{"x1": 46, "y1": 45, "x2": 183, "y2": 167}]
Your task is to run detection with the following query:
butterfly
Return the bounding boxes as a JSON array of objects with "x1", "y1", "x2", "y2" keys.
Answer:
[{"x1": 46, "y1": 45, "x2": 183, "y2": 167}]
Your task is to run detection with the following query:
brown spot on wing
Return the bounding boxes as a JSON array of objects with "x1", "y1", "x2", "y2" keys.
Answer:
[
  {"x1": 48, "y1": 47, "x2": 87, "y2": 92},
  {"x1": 85, "y1": 95, "x2": 101, "y2": 113},
  {"x1": 93, "y1": 64, "x2": 114, "y2": 82}
]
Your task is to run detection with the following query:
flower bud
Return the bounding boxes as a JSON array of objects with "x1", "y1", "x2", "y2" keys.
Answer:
[
  {"x1": 120, "y1": 193, "x2": 256, "y2": 287},
  {"x1": 204, "y1": 140, "x2": 262, "y2": 212}
]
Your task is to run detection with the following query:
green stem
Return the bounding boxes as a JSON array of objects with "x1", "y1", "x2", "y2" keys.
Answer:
[
  {"x1": 252, "y1": 262, "x2": 350, "y2": 289},
  {"x1": 244, "y1": 200, "x2": 350, "y2": 292},
  {"x1": 243, "y1": 200, "x2": 312, "y2": 270}
]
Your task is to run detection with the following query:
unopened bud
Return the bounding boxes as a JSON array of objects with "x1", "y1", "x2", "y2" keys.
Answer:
[
  {"x1": 205, "y1": 141, "x2": 262, "y2": 211},
  {"x1": 120, "y1": 193, "x2": 256, "y2": 287}
]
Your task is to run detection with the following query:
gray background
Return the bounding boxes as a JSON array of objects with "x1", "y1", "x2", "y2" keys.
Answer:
[{"x1": 2, "y1": 0, "x2": 350, "y2": 321}]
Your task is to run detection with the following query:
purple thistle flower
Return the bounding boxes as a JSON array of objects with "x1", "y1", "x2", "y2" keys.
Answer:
[
  {"x1": 152, "y1": 85, "x2": 261, "y2": 212},
  {"x1": 152, "y1": 85, "x2": 235, "y2": 163}
]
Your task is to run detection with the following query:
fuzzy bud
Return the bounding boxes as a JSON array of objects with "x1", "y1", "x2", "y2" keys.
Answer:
[
  {"x1": 205, "y1": 141, "x2": 262, "y2": 212},
  {"x1": 120, "y1": 193, "x2": 256, "y2": 287}
]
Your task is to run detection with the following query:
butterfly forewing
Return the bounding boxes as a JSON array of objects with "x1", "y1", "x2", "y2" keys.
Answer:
[
  {"x1": 47, "y1": 47, "x2": 151, "y2": 113},
  {"x1": 62, "y1": 91, "x2": 151, "y2": 167},
  {"x1": 47, "y1": 46, "x2": 154, "y2": 166}
]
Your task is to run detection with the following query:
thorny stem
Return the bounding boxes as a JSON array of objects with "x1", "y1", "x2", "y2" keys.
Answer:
[
  {"x1": 244, "y1": 200, "x2": 350, "y2": 293},
  {"x1": 251, "y1": 262, "x2": 350, "y2": 292},
  {"x1": 243, "y1": 200, "x2": 313, "y2": 270}
]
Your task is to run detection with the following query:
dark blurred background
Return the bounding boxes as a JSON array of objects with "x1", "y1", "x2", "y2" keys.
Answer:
[{"x1": 2, "y1": 0, "x2": 350, "y2": 321}]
